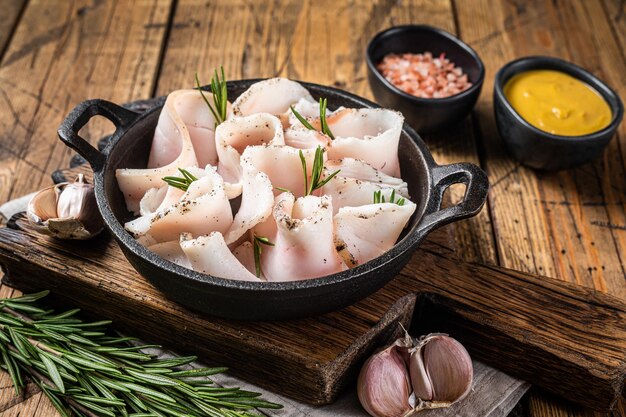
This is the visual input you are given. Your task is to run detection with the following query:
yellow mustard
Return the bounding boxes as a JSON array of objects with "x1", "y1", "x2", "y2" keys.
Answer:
[{"x1": 503, "y1": 69, "x2": 612, "y2": 136}]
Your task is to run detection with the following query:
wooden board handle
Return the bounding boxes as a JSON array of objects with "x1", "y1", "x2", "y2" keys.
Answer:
[{"x1": 405, "y1": 247, "x2": 626, "y2": 411}]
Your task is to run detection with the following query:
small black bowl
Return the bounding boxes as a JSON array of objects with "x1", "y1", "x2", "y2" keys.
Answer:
[
  {"x1": 494, "y1": 56, "x2": 624, "y2": 171},
  {"x1": 366, "y1": 25, "x2": 485, "y2": 133}
]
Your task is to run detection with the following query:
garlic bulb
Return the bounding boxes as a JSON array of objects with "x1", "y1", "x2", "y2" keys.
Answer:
[
  {"x1": 409, "y1": 333, "x2": 473, "y2": 411},
  {"x1": 27, "y1": 174, "x2": 103, "y2": 240},
  {"x1": 357, "y1": 333, "x2": 413, "y2": 417},
  {"x1": 357, "y1": 331, "x2": 473, "y2": 417}
]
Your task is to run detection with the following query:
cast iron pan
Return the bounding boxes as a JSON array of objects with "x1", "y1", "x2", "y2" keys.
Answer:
[{"x1": 57, "y1": 80, "x2": 489, "y2": 320}]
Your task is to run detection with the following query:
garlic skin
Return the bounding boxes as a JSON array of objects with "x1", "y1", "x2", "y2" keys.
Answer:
[
  {"x1": 357, "y1": 335, "x2": 413, "y2": 417},
  {"x1": 27, "y1": 174, "x2": 103, "y2": 240},
  {"x1": 409, "y1": 334, "x2": 473, "y2": 410}
]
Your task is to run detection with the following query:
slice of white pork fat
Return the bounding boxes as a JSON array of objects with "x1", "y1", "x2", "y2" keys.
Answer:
[
  {"x1": 334, "y1": 201, "x2": 417, "y2": 267},
  {"x1": 284, "y1": 127, "x2": 331, "y2": 149},
  {"x1": 257, "y1": 194, "x2": 344, "y2": 281},
  {"x1": 327, "y1": 108, "x2": 403, "y2": 177},
  {"x1": 241, "y1": 145, "x2": 319, "y2": 199},
  {"x1": 233, "y1": 241, "x2": 256, "y2": 276},
  {"x1": 232, "y1": 78, "x2": 314, "y2": 117},
  {"x1": 320, "y1": 158, "x2": 409, "y2": 213},
  {"x1": 148, "y1": 240, "x2": 192, "y2": 269},
  {"x1": 223, "y1": 166, "x2": 274, "y2": 245},
  {"x1": 124, "y1": 166, "x2": 232, "y2": 243},
  {"x1": 215, "y1": 113, "x2": 284, "y2": 197},
  {"x1": 116, "y1": 90, "x2": 201, "y2": 214},
  {"x1": 148, "y1": 89, "x2": 230, "y2": 168},
  {"x1": 180, "y1": 232, "x2": 261, "y2": 282},
  {"x1": 139, "y1": 186, "x2": 185, "y2": 216}
]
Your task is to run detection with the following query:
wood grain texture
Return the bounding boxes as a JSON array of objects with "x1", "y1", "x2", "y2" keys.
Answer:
[
  {"x1": 1, "y1": 1, "x2": 626, "y2": 416},
  {"x1": 0, "y1": 0, "x2": 172, "y2": 204},
  {"x1": 0, "y1": 1, "x2": 174, "y2": 414},
  {"x1": 0, "y1": 1, "x2": 26, "y2": 60},
  {"x1": 452, "y1": 1, "x2": 626, "y2": 416},
  {"x1": 453, "y1": 0, "x2": 626, "y2": 296},
  {"x1": 0, "y1": 213, "x2": 623, "y2": 410}
]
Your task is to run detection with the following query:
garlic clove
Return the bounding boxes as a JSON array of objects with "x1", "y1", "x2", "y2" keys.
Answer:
[
  {"x1": 26, "y1": 175, "x2": 103, "y2": 240},
  {"x1": 56, "y1": 174, "x2": 101, "y2": 230},
  {"x1": 409, "y1": 334, "x2": 473, "y2": 409},
  {"x1": 26, "y1": 185, "x2": 59, "y2": 228},
  {"x1": 408, "y1": 345, "x2": 433, "y2": 401},
  {"x1": 357, "y1": 336, "x2": 413, "y2": 417}
]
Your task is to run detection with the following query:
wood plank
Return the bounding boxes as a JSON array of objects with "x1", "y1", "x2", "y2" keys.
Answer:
[
  {"x1": 0, "y1": 0, "x2": 172, "y2": 204},
  {"x1": 453, "y1": 0, "x2": 626, "y2": 416},
  {"x1": 1, "y1": 214, "x2": 624, "y2": 410},
  {"x1": 0, "y1": 0, "x2": 26, "y2": 60},
  {"x1": 0, "y1": 0, "x2": 174, "y2": 414}
]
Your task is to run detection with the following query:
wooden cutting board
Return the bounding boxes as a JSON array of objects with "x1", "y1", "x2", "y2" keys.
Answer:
[{"x1": 0, "y1": 165, "x2": 625, "y2": 412}]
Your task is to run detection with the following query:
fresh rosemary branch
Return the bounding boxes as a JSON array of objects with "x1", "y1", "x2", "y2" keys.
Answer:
[
  {"x1": 0, "y1": 291, "x2": 282, "y2": 417},
  {"x1": 290, "y1": 98, "x2": 335, "y2": 139},
  {"x1": 162, "y1": 168, "x2": 198, "y2": 191},
  {"x1": 299, "y1": 146, "x2": 341, "y2": 196},
  {"x1": 253, "y1": 235, "x2": 274, "y2": 278},
  {"x1": 373, "y1": 189, "x2": 406, "y2": 206},
  {"x1": 195, "y1": 67, "x2": 228, "y2": 126}
]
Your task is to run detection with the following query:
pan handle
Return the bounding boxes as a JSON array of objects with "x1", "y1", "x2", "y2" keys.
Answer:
[
  {"x1": 417, "y1": 162, "x2": 489, "y2": 233},
  {"x1": 57, "y1": 99, "x2": 140, "y2": 172}
]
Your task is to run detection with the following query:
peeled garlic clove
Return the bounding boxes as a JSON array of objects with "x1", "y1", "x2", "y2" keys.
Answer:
[
  {"x1": 409, "y1": 334, "x2": 473, "y2": 410},
  {"x1": 357, "y1": 336, "x2": 413, "y2": 417},
  {"x1": 26, "y1": 174, "x2": 103, "y2": 240}
]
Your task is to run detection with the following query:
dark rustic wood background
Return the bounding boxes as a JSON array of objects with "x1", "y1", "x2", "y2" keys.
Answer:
[{"x1": 0, "y1": 0, "x2": 624, "y2": 416}]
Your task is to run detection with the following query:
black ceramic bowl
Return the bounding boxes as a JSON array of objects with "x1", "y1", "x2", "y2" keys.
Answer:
[
  {"x1": 494, "y1": 56, "x2": 624, "y2": 171},
  {"x1": 58, "y1": 80, "x2": 488, "y2": 320},
  {"x1": 366, "y1": 25, "x2": 485, "y2": 133}
]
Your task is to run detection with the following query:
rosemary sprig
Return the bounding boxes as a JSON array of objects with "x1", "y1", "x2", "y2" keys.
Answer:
[
  {"x1": 0, "y1": 291, "x2": 282, "y2": 416},
  {"x1": 253, "y1": 235, "x2": 274, "y2": 278},
  {"x1": 162, "y1": 168, "x2": 198, "y2": 191},
  {"x1": 299, "y1": 146, "x2": 341, "y2": 196},
  {"x1": 289, "y1": 105, "x2": 315, "y2": 130},
  {"x1": 195, "y1": 66, "x2": 228, "y2": 126},
  {"x1": 318, "y1": 98, "x2": 334, "y2": 139},
  {"x1": 290, "y1": 98, "x2": 335, "y2": 139},
  {"x1": 373, "y1": 189, "x2": 406, "y2": 206}
]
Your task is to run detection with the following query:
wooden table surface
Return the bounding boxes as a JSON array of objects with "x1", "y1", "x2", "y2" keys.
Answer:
[{"x1": 0, "y1": 0, "x2": 624, "y2": 416}]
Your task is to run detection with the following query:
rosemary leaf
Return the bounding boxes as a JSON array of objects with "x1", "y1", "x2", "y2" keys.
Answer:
[
  {"x1": 274, "y1": 186, "x2": 291, "y2": 193},
  {"x1": 291, "y1": 98, "x2": 335, "y2": 140},
  {"x1": 196, "y1": 67, "x2": 228, "y2": 126},
  {"x1": 162, "y1": 168, "x2": 198, "y2": 191},
  {"x1": 40, "y1": 352, "x2": 65, "y2": 393},
  {"x1": 299, "y1": 146, "x2": 340, "y2": 196},
  {"x1": 290, "y1": 106, "x2": 315, "y2": 130},
  {"x1": 253, "y1": 235, "x2": 274, "y2": 278},
  {"x1": 169, "y1": 366, "x2": 228, "y2": 377},
  {"x1": 3, "y1": 290, "x2": 50, "y2": 303},
  {"x1": 373, "y1": 189, "x2": 406, "y2": 206},
  {"x1": 1, "y1": 348, "x2": 21, "y2": 395},
  {"x1": 319, "y1": 98, "x2": 335, "y2": 139}
]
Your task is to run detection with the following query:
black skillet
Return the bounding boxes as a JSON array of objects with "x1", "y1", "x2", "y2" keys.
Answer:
[{"x1": 57, "y1": 80, "x2": 489, "y2": 320}]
